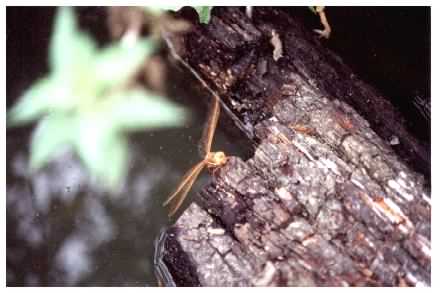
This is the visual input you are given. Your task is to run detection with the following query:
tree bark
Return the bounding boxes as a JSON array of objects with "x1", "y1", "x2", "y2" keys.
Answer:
[{"x1": 155, "y1": 7, "x2": 430, "y2": 287}]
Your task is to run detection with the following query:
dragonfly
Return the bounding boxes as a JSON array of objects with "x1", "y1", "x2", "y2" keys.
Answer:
[{"x1": 163, "y1": 95, "x2": 228, "y2": 216}]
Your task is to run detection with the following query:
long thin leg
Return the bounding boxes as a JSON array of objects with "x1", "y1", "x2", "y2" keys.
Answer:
[
  {"x1": 167, "y1": 163, "x2": 205, "y2": 216},
  {"x1": 163, "y1": 160, "x2": 206, "y2": 206},
  {"x1": 314, "y1": 6, "x2": 331, "y2": 39},
  {"x1": 198, "y1": 95, "x2": 221, "y2": 158}
]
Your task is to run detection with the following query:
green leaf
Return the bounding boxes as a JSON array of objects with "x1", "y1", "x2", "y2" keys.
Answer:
[
  {"x1": 30, "y1": 113, "x2": 77, "y2": 170},
  {"x1": 8, "y1": 6, "x2": 191, "y2": 191},
  {"x1": 94, "y1": 39, "x2": 156, "y2": 88},
  {"x1": 49, "y1": 7, "x2": 96, "y2": 74},
  {"x1": 143, "y1": 6, "x2": 184, "y2": 15},
  {"x1": 99, "y1": 135, "x2": 128, "y2": 189},
  {"x1": 106, "y1": 89, "x2": 188, "y2": 131},
  {"x1": 8, "y1": 78, "x2": 75, "y2": 126},
  {"x1": 194, "y1": 6, "x2": 213, "y2": 24},
  {"x1": 75, "y1": 114, "x2": 128, "y2": 189},
  {"x1": 309, "y1": 6, "x2": 319, "y2": 14},
  {"x1": 144, "y1": 6, "x2": 213, "y2": 23},
  {"x1": 49, "y1": 7, "x2": 76, "y2": 71}
]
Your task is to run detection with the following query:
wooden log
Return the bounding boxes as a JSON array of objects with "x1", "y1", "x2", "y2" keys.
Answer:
[{"x1": 155, "y1": 7, "x2": 430, "y2": 286}]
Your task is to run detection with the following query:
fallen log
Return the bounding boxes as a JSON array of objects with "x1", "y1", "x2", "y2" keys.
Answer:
[{"x1": 155, "y1": 7, "x2": 430, "y2": 286}]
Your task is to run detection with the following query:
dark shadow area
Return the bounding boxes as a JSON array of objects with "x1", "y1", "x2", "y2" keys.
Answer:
[{"x1": 287, "y1": 6, "x2": 430, "y2": 143}]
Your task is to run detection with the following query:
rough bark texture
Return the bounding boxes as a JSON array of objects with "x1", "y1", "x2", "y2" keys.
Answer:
[{"x1": 156, "y1": 7, "x2": 430, "y2": 287}]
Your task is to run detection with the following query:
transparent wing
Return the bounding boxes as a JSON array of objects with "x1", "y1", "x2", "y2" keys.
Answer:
[
  {"x1": 198, "y1": 95, "x2": 220, "y2": 158},
  {"x1": 165, "y1": 162, "x2": 205, "y2": 217}
]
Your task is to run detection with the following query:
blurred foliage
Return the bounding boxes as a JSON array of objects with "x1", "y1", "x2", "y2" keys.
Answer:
[
  {"x1": 309, "y1": 6, "x2": 319, "y2": 14},
  {"x1": 146, "y1": 5, "x2": 213, "y2": 24},
  {"x1": 193, "y1": 6, "x2": 213, "y2": 24},
  {"x1": 8, "y1": 7, "x2": 188, "y2": 190}
]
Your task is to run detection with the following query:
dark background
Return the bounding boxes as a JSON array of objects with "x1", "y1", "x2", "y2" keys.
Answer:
[{"x1": 289, "y1": 6, "x2": 430, "y2": 143}]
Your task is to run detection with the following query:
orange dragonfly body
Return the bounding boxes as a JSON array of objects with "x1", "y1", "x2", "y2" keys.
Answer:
[{"x1": 163, "y1": 95, "x2": 227, "y2": 216}]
